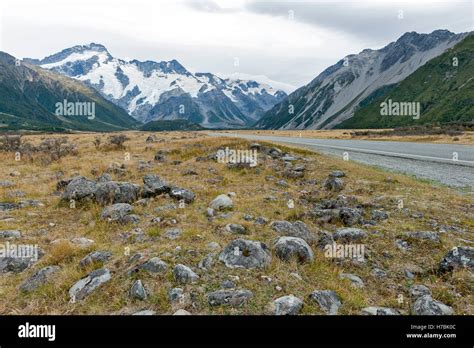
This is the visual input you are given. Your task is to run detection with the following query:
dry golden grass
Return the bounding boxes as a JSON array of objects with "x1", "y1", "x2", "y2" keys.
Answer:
[
  {"x1": 221, "y1": 129, "x2": 474, "y2": 145},
  {"x1": 0, "y1": 131, "x2": 472, "y2": 315}
]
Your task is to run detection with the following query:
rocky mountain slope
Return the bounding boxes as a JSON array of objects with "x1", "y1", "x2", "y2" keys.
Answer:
[
  {"x1": 26, "y1": 44, "x2": 286, "y2": 128},
  {"x1": 0, "y1": 52, "x2": 139, "y2": 132},
  {"x1": 255, "y1": 30, "x2": 470, "y2": 130},
  {"x1": 338, "y1": 34, "x2": 474, "y2": 128}
]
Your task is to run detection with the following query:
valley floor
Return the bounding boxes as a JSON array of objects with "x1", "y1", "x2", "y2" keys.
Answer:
[{"x1": 0, "y1": 131, "x2": 472, "y2": 315}]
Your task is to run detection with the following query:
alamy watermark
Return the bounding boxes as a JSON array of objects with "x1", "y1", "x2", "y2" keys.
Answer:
[
  {"x1": 380, "y1": 99, "x2": 420, "y2": 120},
  {"x1": 0, "y1": 242, "x2": 39, "y2": 261},
  {"x1": 217, "y1": 147, "x2": 258, "y2": 167},
  {"x1": 324, "y1": 243, "x2": 365, "y2": 261},
  {"x1": 55, "y1": 99, "x2": 95, "y2": 120}
]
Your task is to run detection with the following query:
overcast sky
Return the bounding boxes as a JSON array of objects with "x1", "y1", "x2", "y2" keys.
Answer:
[{"x1": 0, "y1": 0, "x2": 472, "y2": 92}]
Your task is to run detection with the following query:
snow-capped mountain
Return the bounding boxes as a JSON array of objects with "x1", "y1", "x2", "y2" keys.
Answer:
[
  {"x1": 25, "y1": 44, "x2": 286, "y2": 128},
  {"x1": 255, "y1": 30, "x2": 470, "y2": 130}
]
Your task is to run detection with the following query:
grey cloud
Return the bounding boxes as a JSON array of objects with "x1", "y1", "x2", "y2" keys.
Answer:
[{"x1": 245, "y1": 1, "x2": 473, "y2": 43}]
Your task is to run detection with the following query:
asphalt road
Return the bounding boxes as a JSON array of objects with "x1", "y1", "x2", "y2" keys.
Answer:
[{"x1": 209, "y1": 132, "x2": 474, "y2": 190}]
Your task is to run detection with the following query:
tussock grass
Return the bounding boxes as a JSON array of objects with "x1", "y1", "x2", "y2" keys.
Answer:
[{"x1": 0, "y1": 131, "x2": 472, "y2": 315}]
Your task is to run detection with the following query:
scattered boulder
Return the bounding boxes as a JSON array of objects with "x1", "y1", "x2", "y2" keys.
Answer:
[
  {"x1": 219, "y1": 239, "x2": 271, "y2": 269},
  {"x1": 168, "y1": 288, "x2": 186, "y2": 305},
  {"x1": 164, "y1": 228, "x2": 183, "y2": 240},
  {"x1": 0, "y1": 247, "x2": 44, "y2": 273},
  {"x1": 269, "y1": 295, "x2": 303, "y2": 315},
  {"x1": 79, "y1": 251, "x2": 112, "y2": 268},
  {"x1": 97, "y1": 173, "x2": 112, "y2": 183},
  {"x1": 273, "y1": 237, "x2": 314, "y2": 264},
  {"x1": 412, "y1": 295, "x2": 454, "y2": 315},
  {"x1": 173, "y1": 264, "x2": 199, "y2": 284},
  {"x1": 207, "y1": 289, "x2": 253, "y2": 307},
  {"x1": 339, "y1": 273, "x2": 364, "y2": 288},
  {"x1": 0, "y1": 202, "x2": 19, "y2": 211},
  {"x1": 0, "y1": 230, "x2": 21, "y2": 240},
  {"x1": 209, "y1": 194, "x2": 233, "y2": 211},
  {"x1": 283, "y1": 165, "x2": 305, "y2": 179},
  {"x1": 309, "y1": 290, "x2": 342, "y2": 315},
  {"x1": 254, "y1": 216, "x2": 268, "y2": 225},
  {"x1": 62, "y1": 176, "x2": 97, "y2": 201},
  {"x1": 133, "y1": 257, "x2": 168, "y2": 275},
  {"x1": 371, "y1": 210, "x2": 389, "y2": 221},
  {"x1": 339, "y1": 208, "x2": 363, "y2": 226},
  {"x1": 69, "y1": 268, "x2": 112, "y2": 301},
  {"x1": 409, "y1": 284, "x2": 432, "y2": 300},
  {"x1": 19, "y1": 266, "x2": 60, "y2": 292},
  {"x1": 142, "y1": 174, "x2": 170, "y2": 197},
  {"x1": 95, "y1": 181, "x2": 141, "y2": 205},
  {"x1": 100, "y1": 203, "x2": 133, "y2": 224},
  {"x1": 438, "y1": 246, "x2": 473, "y2": 273},
  {"x1": 333, "y1": 228, "x2": 367, "y2": 243},
  {"x1": 225, "y1": 223, "x2": 247, "y2": 235},
  {"x1": 316, "y1": 231, "x2": 335, "y2": 250},
  {"x1": 130, "y1": 280, "x2": 147, "y2": 300},
  {"x1": 169, "y1": 187, "x2": 195, "y2": 204},
  {"x1": 323, "y1": 176, "x2": 344, "y2": 192},
  {"x1": 270, "y1": 220, "x2": 316, "y2": 244}
]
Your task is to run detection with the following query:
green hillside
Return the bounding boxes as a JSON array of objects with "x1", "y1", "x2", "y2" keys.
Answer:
[
  {"x1": 338, "y1": 34, "x2": 474, "y2": 129},
  {"x1": 0, "y1": 52, "x2": 139, "y2": 132}
]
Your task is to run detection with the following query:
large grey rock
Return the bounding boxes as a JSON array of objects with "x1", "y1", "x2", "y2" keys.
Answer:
[
  {"x1": 438, "y1": 246, "x2": 474, "y2": 273},
  {"x1": 273, "y1": 237, "x2": 314, "y2": 264},
  {"x1": 79, "y1": 251, "x2": 112, "y2": 268},
  {"x1": 0, "y1": 230, "x2": 21, "y2": 240},
  {"x1": 361, "y1": 307, "x2": 401, "y2": 315},
  {"x1": 95, "y1": 181, "x2": 141, "y2": 205},
  {"x1": 130, "y1": 280, "x2": 147, "y2": 300},
  {"x1": 219, "y1": 239, "x2": 271, "y2": 269},
  {"x1": 19, "y1": 266, "x2": 60, "y2": 292},
  {"x1": 309, "y1": 290, "x2": 342, "y2": 315},
  {"x1": 270, "y1": 220, "x2": 316, "y2": 244},
  {"x1": 209, "y1": 194, "x2": 233, "y2": 210},
  {"x1": 62, "y1": 176, "x2": 97, "y2": 201},
  {"x1": 0, "y1": 247, "x2": 44, "y2": 273},
  {"x1": 333, "y1": 228, "x2": 367, "y2": 243},
  {"x1": 207, "y1": 289, "x2": 253, "y2": 307},
  {"x1": 269, "y1": 295, "x2": 303, "y2": 315},
  {"x1": 225, "y1": 223, "x2": 247, "y2": 235},
  {"x1": 142, "y1": 174, "x2": 170, "y2": 197},
  {"x1": 409, "y1": 284, "x2": 432, "y2": 299},
  {"x1": 69, "y1": 268, "x2": 112, "y2": 301},
  {"x1": 339, "y1": 208, "x2": 362, "y2": 226},
  {"x1": 323, "y1": 177, "x2": 344, "y2": 191},
  {"x1": 169, "y1": 187, "x2": 195, "y2": 204},
  {"x1": 100, "y1": 203, "x2": 133, "y2": 223},
  {"x1": 132, "y1": 257, "x2": 168, "y2": 275},
  {"x1": 173, "y1": 264, "x2": 199, "y2": 284},
  {"x1": 411, "y1": 295, "x2": 454, "y2": 315}
]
